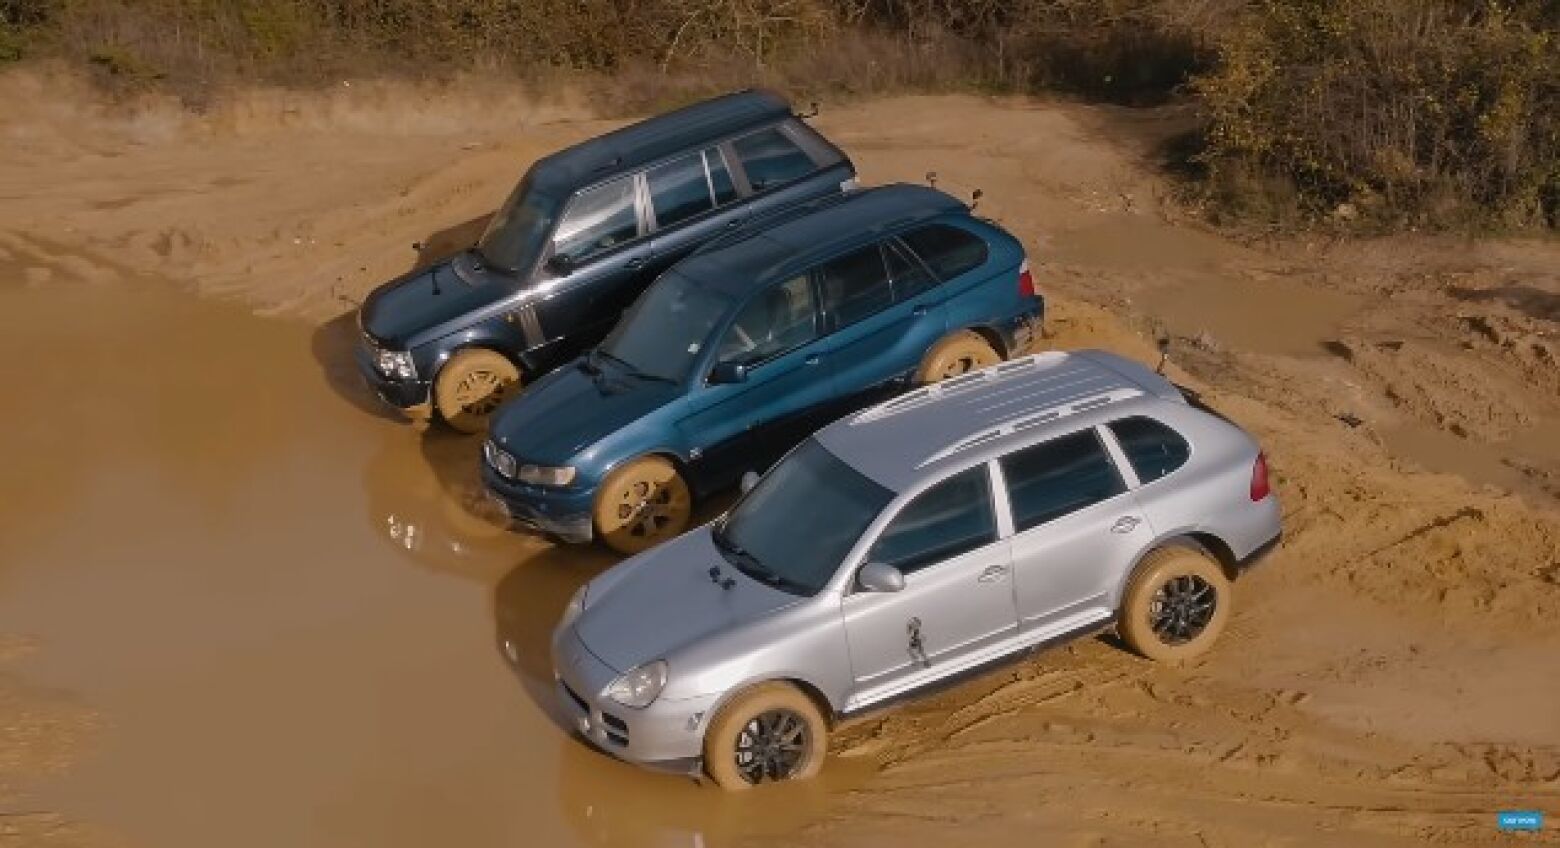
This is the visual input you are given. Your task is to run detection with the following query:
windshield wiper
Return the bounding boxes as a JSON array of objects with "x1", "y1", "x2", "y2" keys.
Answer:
[
  {"x1": 595, "y1": 349, "x2": 676, "y2": 385},
  {"x1": 712, "y1": 525, "x2": 804, "y2": 593}
]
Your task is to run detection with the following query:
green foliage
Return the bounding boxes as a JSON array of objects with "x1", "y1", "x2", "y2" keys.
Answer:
[
  {"x1": 1191, "y1": 0, "x2": 1558, "y2": 228},
  {"x1": 0, "y1": 0, "x2": 1552, "y2": 229}
]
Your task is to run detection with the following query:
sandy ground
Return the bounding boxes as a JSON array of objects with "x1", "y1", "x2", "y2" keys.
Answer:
[{"x1": 1, "y1": 70, "x2": 1557, "y2": 847}]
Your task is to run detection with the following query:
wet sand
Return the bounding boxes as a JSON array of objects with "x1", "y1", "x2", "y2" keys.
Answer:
[{"x1": 2, "y1": 77, "x2": 1558, "y2": 847}]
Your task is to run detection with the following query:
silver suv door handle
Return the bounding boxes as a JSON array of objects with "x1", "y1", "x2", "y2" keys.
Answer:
[
  {"x1": 977, "y1": 564, "x2": 1008, "y2": 583},
  {"x1": 1110, "y1": 516, "x2": 1142, "y2": 534}
]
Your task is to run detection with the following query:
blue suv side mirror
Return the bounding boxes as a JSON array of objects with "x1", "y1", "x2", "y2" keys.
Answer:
[{"x1": 708, "y1": 362, "x2": 748, "y2": 385}]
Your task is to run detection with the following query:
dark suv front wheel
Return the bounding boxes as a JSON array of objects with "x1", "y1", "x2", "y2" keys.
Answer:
[{"x1": 434, "y1": 349, "x2": 522, "y2": 434}]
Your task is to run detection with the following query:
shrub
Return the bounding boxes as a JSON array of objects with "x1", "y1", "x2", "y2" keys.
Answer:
[{"x1": 1192, "y1": 0, "x2": 1558, "y2": 228}]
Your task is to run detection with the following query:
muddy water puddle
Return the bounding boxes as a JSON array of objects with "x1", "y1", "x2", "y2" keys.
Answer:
[
  {"x1": 1139, "y1": 274, "x2": 1366, "y2": 358},
  {"x1": 0, "y1": 276, "x2": 860, "y2": 847}
]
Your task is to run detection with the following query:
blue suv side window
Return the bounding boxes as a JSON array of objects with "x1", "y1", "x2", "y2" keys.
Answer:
[
  {"x1": 706, "y1": 147, "x2": 740, "y2": 204},
  {"x1": 732, "y1": 127, "x2": 815, "y2": 191},
  {"x1": 900, "y1": 224, "x2": 988, "y2": 283},
  {"x1": 717, "y1": 275, "x2": 818, "y2": 366},
  {"x1": 885, "y1": 240, "x2": 937, "y2": 300},
  {"x1": 869, "y1": 466, "x2": 997, "y2": 575},
  {"x1": 815, "y1": 245, "x2": 894, "y2": 332},
  {"x1": 1000, "y1": 429, "x2": 1126, "y2": 532}
]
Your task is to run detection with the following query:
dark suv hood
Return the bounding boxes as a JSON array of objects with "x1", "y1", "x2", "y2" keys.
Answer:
[
  {"x1": 359, "y1": 251, "x2": 516, "y2": 349},
  {"x1": 488, "y1": 361, "x2": 680, "y2": 466}
]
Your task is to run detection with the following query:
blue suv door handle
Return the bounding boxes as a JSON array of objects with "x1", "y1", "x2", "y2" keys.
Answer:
[
  {"x1": 625, "y1": 258, "x2": 647, "y2": 270},
  {"x1": 911, "y1": 304, "x2": 929, "y2": 317},
  {"x1": 804, "y1": 354, "x2": 823, "y2": 366}
]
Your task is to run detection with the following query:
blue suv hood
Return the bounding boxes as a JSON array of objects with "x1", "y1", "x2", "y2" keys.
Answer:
[
  {"x1": 488, "y1": 362, "x2": 680, "y2": 467},
  {"x1": 359, "y1": 251, "x2": 516, "y2": 349}
]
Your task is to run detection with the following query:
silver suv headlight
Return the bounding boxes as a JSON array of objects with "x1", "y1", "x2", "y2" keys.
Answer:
[
  {"x1": 606, "y1": 660, "x2": 667, "y2": 709},
  {"x1": 374, "y1": 348, "x2": 417, "y2": 381}
]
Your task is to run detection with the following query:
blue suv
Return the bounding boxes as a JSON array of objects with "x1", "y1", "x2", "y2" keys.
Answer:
[
  {"x1": 481, "y1": 184, "x2": 1043, "y2": 553},
  {"x1": 355, "y1": 90, "x2": 855, "y2": 432}
]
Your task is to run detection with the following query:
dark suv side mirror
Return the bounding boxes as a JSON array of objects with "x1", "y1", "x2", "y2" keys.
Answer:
[
  {"x1": 545, "y1": 253, "x2": 576, "y2": 276},
  {"x1": 708, "y1": 362, "x2": 748, "y2": 385}
]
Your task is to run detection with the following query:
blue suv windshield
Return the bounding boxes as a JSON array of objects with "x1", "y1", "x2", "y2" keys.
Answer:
[
  {"x1": 477, "y1": 172, "x2": 560, "y2": 273},
  {"x1": 714, "y1": 439, "x2": 893, "y2": 596},
  {"x1": 598, "y1": 272, "x2": 732, "y2": 383}
]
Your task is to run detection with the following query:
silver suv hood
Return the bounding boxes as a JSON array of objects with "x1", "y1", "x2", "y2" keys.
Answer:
[{"x1": 574, "y1": 526, "x2": 798, "y2": 672}]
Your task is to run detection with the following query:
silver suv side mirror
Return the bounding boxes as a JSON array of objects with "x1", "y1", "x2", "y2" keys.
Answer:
[
  {"x1": 739, "y1": 470, "x2": 760, "y2": 494},
  {"x1": 857, "y1": 561, "x2": 905, "y2": 593}
]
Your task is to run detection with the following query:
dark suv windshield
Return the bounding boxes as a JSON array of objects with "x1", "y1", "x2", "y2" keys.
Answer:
[
  {"x1": 477, "y1": 172, "x2": 561, "y2": 272},
  {"x1": 598, "y1": 272, "x2": 732, "y2": 383},
  {"x1": 715, "y1": 439, "x2": 893, "y2": 596}
]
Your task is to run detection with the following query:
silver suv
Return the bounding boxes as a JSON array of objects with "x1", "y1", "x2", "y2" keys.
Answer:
[{"x1": 550, "y1": 350, "x2": 1281, "y2": 789}]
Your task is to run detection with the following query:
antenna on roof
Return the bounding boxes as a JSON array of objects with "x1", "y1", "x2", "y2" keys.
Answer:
[
  {"x1": 925, "y1": 171, "x2": 938, "y2": 189},
  {"x1": 968, "y1": 188, "x2": 983, "y2": 212},
  {"x1": 795, "y1": 101, "x2": 820, "y2": 119}
]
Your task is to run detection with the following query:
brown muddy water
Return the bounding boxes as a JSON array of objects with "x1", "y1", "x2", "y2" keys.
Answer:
[{"x1": 0, "y1": 275, "x2": 862, "y2": 848}]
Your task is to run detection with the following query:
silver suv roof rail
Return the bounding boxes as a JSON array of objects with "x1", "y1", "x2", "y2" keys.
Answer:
[
  {"x1": 851, "y1": 352, "x2": 1066, "y2": 425},
  {"x1": 916, "y1": 385, "x2": 1144, "y2": 468}
]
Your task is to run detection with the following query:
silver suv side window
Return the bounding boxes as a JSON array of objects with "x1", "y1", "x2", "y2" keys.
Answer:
[
  {"x1": 1000, "y1": 429, "x2": 1126, "y2": 532},
  {"x1": 553, "y1": 176, "x2": 641, "y2": 262},
  {"x1": 868, "y1": 466, "x2": 996, "y2": 575},
  {"x1": 1108, "y1": 417, "x2": 1191, "y2": 484},
  {"x1": 717, "y1": 275, "x2": 817, "y2": 366}
]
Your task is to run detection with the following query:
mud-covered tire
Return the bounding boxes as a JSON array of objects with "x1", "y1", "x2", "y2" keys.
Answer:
[
  {"x1": 915, "y1": 331, "x2": 1001, "y2": 383},
  {"x1": 703, "y1": 682, "x2": 827, "y2": 791},
  {"x1": 433, "y1": 349, "x2": 522, "y2": 434},
  {"x1": 592, "y1": 456, "x2": 692, "y2": 555},
  {"x1": 1118, "y1": 544, "x2": 1232, "y2": 663}
]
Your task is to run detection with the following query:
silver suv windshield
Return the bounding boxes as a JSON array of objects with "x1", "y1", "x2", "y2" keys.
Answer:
[
  {"x1": 477, "y1": 172, "x2": 560, "y2": 273},
  {"x1": 714, "y1": 439, "x2": 893, "y2": 596},
  {"x1": 597, "y1": 272, "x2": 732, "y2": 383}
]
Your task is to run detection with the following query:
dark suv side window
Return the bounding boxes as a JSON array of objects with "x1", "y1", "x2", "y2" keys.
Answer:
[
  {"x1": 553, "y1": 176, "x2": 640, "y2": 262},
  {"x1": 815, "y1": 245, "x2": 894, "y2": 331},
  {"x1": 647, "y1": 151, "x2": 715, "y2": 228},
  {"x1": 1109, "y1": 417, "x2": 1191, "y2": 484},
  {"x1": 899, "y1": 224, "x2": 988, "y2": 282},
  {"x1": 706, "y1": 147, "x2": 740, "y2": 204},
  {"x1": 869, "y1": 466, "x2": 996, "y2": 575},
  {"x1": 1000, "y1": 429, "x2": 1126, "y2": 532},
  {"x1": 732, "y1": 127, "x2": 816, "y2": 191}
]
